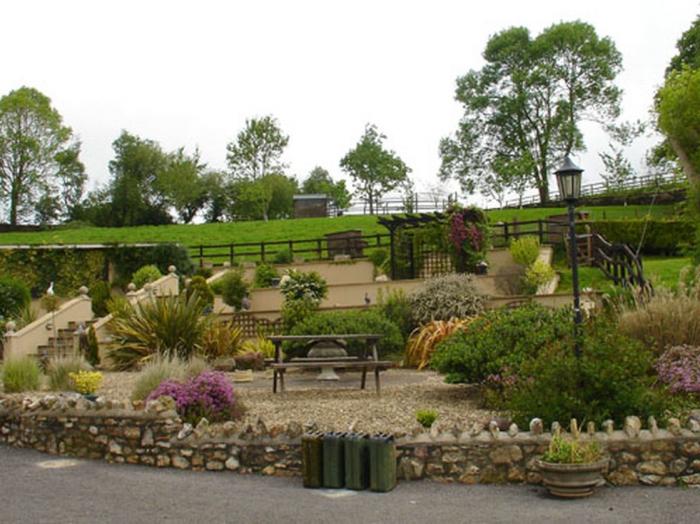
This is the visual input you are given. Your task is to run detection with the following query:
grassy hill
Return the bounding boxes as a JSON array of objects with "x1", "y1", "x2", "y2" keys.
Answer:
[{"x1": 0, "y1": 204, "x2": 679, "y2": 247}]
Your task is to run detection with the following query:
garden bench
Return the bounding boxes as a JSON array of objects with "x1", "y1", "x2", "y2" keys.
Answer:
[{"x1": 267, "y1": 334, "x2": 390, "y2": 394}]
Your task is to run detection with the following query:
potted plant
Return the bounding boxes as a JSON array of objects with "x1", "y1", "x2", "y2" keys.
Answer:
[{"x1": 536, "y1": 427, "x2": 608, "y2": 498}]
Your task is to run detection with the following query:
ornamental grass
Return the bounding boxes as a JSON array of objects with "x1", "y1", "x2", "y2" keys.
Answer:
[{"x1": 405, "y1": 318, "x2": 473, "y2": 370}]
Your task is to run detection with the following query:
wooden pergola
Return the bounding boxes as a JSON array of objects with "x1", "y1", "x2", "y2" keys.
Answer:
[{"x1": 377, "y1": 212, "x2": 448, "y2": 280}]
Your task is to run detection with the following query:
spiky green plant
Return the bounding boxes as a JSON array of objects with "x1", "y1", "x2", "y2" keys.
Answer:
[{"x1": 107, "y1": 293, "x2": 211, "y2": 370}]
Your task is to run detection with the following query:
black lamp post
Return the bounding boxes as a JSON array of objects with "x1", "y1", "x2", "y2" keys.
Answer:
[{"x1": 555, "y1": 156, "x2": 584, "y2": 358}]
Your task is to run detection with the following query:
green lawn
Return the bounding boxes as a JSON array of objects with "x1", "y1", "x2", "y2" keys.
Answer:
[
  {"x1": 0, "y1": 204, "x2": 678, "y2": 247},
  {"x1": 556, "y1": 256, "x2": 691, "y2": 293}
]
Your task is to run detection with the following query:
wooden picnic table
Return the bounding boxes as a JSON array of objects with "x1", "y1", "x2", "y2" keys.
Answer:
[{"x1": 266, "y1": 334, "x2": 391, "y2": 394}]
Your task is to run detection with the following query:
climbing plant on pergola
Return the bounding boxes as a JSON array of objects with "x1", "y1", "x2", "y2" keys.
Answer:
[{"x1": 378, "y1": 207, "x2": 488, "y2": 280}]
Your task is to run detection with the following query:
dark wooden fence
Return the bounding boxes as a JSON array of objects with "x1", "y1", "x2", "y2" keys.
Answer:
[{"x1": 189, "y1": 233, "x2": 391, "y2": 267}]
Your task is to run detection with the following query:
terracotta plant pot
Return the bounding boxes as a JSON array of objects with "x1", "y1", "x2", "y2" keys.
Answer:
[{"x1": 536, "y1": 458, "x2": 609, "y2": 498}]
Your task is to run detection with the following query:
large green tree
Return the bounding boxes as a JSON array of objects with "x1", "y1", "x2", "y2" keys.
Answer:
[
  {"x1": 0, "y1": 86, "x2": 86, "y2": 224},
  {"x1": 226, "y1": 116, "x2": 289, "y2": 180},
  {"x1": 340, "y1": 124, "x2": 410, "y2": 214},
  {"x1": 107, "y1": 131, "x2": 171, "y2": 227},
  {"x1": 667, "y1": 15, "x2": 700, "y2": 74},
  {"x1": 301, "y1": 166, "x2": 352, "y2": 210},
  {"x1": 439, "y1": 21, "x2": 623, "y2": 203},
  {"x1": 652, "y1": 15, "x2": 700, "y2": 177},
  {"x1": 228, "y1": 173, "x2": 297, "y2": 221},
  {"x1": 156, "y1": 148, "x2": 208, "y2": 223},
  {"x1": 657, "y1": 67, "x2": 700, "y2": 181}
]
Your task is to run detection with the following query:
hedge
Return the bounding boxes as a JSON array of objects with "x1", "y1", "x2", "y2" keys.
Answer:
[
  {"x1": 0, "y1": 243, "x2": 193, "y2": 297},
  {"x1": 587, "y1": 219, "x2": 695, "y2": 255}
]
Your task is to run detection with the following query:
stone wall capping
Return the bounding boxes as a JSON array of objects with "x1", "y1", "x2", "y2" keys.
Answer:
[
  {"x1": 602, "y1": 420, "x2": 614, "y2": 435},
  {"x1": 587, "y1": 421, "x2": 596, "y2": 435},
  {"x1": 624, "y1": 416, "x2": 642, "y2": 438},
  {"x1": 667, "y1": 418, "x2": 682, "y2": 436},
  {"x1": 529, "y1": 418, "x2": 543, "y2": 435}
]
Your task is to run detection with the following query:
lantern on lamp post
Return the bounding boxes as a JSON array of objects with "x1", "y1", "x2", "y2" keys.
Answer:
[{"x1": 555, "y1": 156, "x2": 584, "y2": 358}]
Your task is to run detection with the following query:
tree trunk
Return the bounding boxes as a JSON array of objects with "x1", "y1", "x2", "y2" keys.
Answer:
[
  {"x1": 669, "y1": 137, "x2": 698, "y2": 182},
  {"x1": 9, "y1": 190, "x2": 19, "y2": 225},
  {"x1": 537, "y1": 183, "x2": 550, "y2": 204}
]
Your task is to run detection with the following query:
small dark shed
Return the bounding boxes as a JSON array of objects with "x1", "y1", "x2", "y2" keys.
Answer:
[{"x1": 293, "y1": 194, "x2": 329, "y2": 218}]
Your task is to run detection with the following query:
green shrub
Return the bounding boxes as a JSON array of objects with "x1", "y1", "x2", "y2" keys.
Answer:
[
  {"x1": 216, "y1": 270, "x2": 249, "y2": 310},
  {"x1": 281, "y1": 297, "x2": 319, "y2": 333},
  {"x1": 522, "y1": 259, "x2": 556, "y2": 294},
  {"x1": 272, "y1": 248, "x2": 293, "y2": 264},
  {"x1": 506, "y1": 322, "x2": 664, "y2": 427},
  {"x1": 2, "y1": 357, "x2": 41, "y2": 393},
  {"x1": 377, "y1": 288, "x2": 414, "y2": 340},
  {"x1": 416, "y1": 409, "x2": 438, "y2": 428},
  {"x1": 509, "y1": 236, "x2": 540, "y2": 266},
  {"x1": 254, "y1": 263, "x2": 279, "y2": 288},
  {"x1": 132, "y1": 265, "x2": 162, "y2": 289},
  {"x1": 409, "y1": 273, "x2": 486, "y2": 326},
  {"x1": 186, "y1": 276, "x2": 214, "y2": 309},
  {"x1": 85, "y1": 326, "x2": 100, "y2": 366},
  {"x1": 279, "y1": 269, "x2": 327, "y2": 303},
  {"x1": 107, "y1": 293, "x2": 211, "y2": 370},
  {"x1": 194, "y1": 267, "x2": 214, "y2": 279},
  {"x1": 90, "y1": 281, "x2": 112, "y2": 317},
  {"x1": 431, "y1": 304, "x2": 571, "y2": 384},
  {"x1": 0, "y1": 276, "x2": 31, "y2": 320},
  {"x1": 131, "y1": 357, "x2": 187, "y2": 401},
  {"x1": 591, "y1": 219, "x2": 694, "y2": 255},
  {"x1": 46, "y1": 354, "x2": 92, "y2": 391},
  {"x1": 286, "y1": 309, "x2": 404, "y2": 359}
]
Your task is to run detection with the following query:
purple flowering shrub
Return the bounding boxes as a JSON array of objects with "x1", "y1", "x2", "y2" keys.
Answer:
[
  {"x1": 656, "y1": 345, "x2": 700, "y2": 394},
  {"x1": 147, "y1": 371, "x2": 242, "y2": 424}
]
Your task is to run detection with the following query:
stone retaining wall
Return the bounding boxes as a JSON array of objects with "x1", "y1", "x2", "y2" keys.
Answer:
[{"x1": 1, "y1": 394, "x2": 700, "y2": 486}]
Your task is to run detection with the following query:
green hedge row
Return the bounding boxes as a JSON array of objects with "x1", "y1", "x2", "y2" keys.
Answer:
[
  {"x1": 0, "y1": 244, "x2": 193, "y2": 297},
  {"x1": 587, "y1": 219, "x2": 695, "y2": 255}
]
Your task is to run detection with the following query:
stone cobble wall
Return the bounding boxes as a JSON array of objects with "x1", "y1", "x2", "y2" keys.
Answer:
[{"x1": 2, "y1": 394, "x2": 700, "y2": 486}]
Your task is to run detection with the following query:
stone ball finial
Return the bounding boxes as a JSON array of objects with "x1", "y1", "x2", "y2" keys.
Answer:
[
  {"x1": 168, "y1": 265, "x2": 177, "y2": 274},
  {"x1": 79, "y1": 285, "x2": 89, "y2": 296},
  {"x1": 127, "y1": 283, "x2": 136, "y2": 292},
  {"x1": 184, "y1": 278, "x2": 192, "y2": 289},
  {"x1": 5, "y1": 320, "x2": 16, "y2": 333}
]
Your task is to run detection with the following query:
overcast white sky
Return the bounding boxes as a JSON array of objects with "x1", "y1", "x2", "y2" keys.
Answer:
[{"x1": 2, "y1": 0, "x2": 698, "y2": 205}]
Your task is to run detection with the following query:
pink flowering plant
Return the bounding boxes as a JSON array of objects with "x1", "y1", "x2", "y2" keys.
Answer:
[
  {"x1": 446, "y1": 205, "x2": 489, "y2": 272},
  {"x1": 656, "y1": 345, "x2": 700, "y2": 394},
  {"x1": 147, "y1": 371, "x2": 242, "y2": 424}
]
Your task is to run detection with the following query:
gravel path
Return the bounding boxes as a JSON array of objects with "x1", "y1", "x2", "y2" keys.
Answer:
[{"x1": 6, "y1": 370, "x2": 495, "y2": 435}]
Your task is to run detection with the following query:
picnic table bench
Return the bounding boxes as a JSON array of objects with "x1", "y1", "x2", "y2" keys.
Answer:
[{"x1": 267, "y1": 334, "x2": 392, "y2": 394}]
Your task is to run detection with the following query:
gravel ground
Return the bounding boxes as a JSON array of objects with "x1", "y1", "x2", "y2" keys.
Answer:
[{"x1": 5, "y1": 370, "x2": 495, "y2": 434}]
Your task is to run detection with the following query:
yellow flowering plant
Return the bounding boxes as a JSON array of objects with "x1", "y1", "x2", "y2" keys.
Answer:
[{"x1": 69, "y1": 370, "x2": 103, "y2": 395}]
